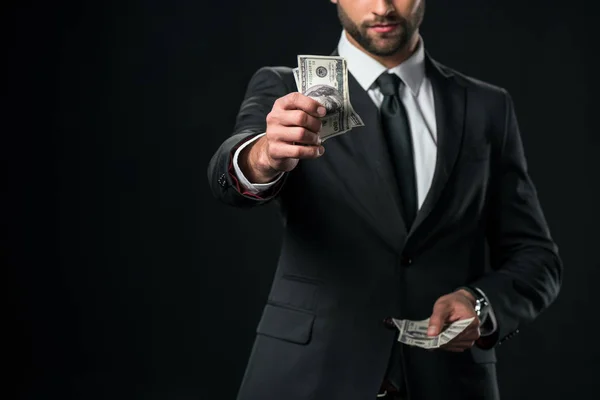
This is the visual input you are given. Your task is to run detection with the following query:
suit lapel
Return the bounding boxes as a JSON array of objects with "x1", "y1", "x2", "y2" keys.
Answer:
[
  {"x1": 406, "y1": 55, "x2": 466, "y2": 243},
  {"x1": 321, "y1": 49, "x2": 466, "y2": 252},
  {"x1": 321, "y1": 71, "x2": 407, "y2": 252},
  {"x1": 312, "y1": 48, "x2": 404, "y2": 252}
]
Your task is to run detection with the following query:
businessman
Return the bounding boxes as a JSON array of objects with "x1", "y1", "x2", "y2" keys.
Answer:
[{"x1": 207, "y1": 0, "x2": 563, "y2": 398}]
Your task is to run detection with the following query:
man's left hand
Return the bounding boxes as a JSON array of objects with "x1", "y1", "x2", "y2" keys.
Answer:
[{"x1": 427, "y1": 289, "x2": 481, "y2": 352}]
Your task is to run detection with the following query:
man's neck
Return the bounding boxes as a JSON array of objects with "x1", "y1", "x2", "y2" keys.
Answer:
[{"x1": 345, "y1": 31, "x2": 421, "y2": 69}]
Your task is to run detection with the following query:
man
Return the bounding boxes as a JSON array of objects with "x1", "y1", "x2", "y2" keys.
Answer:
[{"x1": 207, "y1": 0, "x2": 563, "y2": 398}]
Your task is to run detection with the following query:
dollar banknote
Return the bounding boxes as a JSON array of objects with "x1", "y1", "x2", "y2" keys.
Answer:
[
  {"x1": 392, "y1": 317, "x2": 475, "y2": 349},
  {"x1": 294, "y1": 55, "x2": 364, "y2": 141},
  {"x1": 293, "y1": 65, "x2": 361, "y2": 130}
]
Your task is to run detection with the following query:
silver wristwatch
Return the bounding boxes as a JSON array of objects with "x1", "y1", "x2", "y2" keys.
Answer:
[{"x1": 460, "y1": 286, "x2": 488, "y2": 317}]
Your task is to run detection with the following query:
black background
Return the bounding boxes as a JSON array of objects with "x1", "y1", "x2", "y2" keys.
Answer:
[{"x1": 5, "y1": 0, "x2": 598, "y2": 398}]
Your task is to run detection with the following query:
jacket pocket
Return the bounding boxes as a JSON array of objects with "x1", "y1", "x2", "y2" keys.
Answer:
[
  {"x1": 256, "y1": 304, "x2": 315, "y2": 345},
  {"x1": 268, "y1": 274, "x2": 320, "y2": 312}
]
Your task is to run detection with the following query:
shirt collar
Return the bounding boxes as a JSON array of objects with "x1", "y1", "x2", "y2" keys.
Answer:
[{"x1": 337, "y1": 30, "x2": 426, "y2": 96}]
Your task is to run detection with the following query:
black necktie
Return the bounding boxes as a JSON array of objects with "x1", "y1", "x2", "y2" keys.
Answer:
[{"x1": 376, "y1": 72, "x2": 418, "y2": 228}]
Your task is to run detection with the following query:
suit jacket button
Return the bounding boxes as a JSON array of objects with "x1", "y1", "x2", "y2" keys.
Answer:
[
  {"x1": 218, "y1": 173, "x2": 227, "y2": 188},
  {"x1": 382, "y1": 317, "x2": 396, "y2": 330},
  {"x1": 400, "y1": 255, "x2": 413, "y2": 266}
]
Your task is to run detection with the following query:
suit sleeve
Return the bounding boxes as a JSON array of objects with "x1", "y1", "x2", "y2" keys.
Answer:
[
  {"x1": 474, "y1": 91, "x2": 563, "y2": 349},
  {"x1": 206, "y1": 67, "x2": 292, "y2": 208}
]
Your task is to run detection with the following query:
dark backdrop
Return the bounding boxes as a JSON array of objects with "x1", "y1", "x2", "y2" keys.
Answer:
[{"x1": 5, "y1": 0, "x2": 597, "y2": 399}]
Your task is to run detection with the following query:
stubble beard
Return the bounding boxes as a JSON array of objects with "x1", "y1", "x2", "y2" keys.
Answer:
[{"x1": 337, "y1": 3, "x2": 424, "y2": 57}]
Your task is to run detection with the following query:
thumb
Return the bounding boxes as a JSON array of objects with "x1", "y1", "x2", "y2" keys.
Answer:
[{"x1": 428, "y1": 303, "x2": 450, "y2": 336}]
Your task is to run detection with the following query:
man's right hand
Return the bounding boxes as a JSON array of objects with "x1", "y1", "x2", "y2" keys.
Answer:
[{"x1": 239, "y1": 92, "x2": 326, "y2": 184}]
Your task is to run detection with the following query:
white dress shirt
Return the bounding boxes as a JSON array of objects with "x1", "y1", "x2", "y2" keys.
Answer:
[{"x1": 231, "y1": 30, "x2": 497, "y2": 335}]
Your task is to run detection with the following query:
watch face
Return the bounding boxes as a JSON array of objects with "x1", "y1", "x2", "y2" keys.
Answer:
[{"x1": 474, "y1": 299, "x2": 482, "y2": 315}]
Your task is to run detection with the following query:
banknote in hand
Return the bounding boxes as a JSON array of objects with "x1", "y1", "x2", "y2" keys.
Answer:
[
  {"x1": 392, "y1": 317, "x2": 475, "y2": 349},
  {"x1": 293, "y1": 55, "x2": 364, "y2": 142}
]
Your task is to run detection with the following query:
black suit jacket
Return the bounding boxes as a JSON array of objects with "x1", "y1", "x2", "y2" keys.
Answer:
[{"x1": 207, "y1": 52, "x2": 562, "y2": 400}]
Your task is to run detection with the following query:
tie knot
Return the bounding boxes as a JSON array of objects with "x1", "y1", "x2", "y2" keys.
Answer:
[{"x1": 376, "y1": 72, "x2": 401, "y2": 96}]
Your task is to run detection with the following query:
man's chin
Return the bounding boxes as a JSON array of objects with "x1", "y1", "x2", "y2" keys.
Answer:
[
  {"x1": 367, "y1": 43, "x2": 403, "y2": 57},
  {"x1": 364, "y1": 36, "x2": 404, "y2": 55}
]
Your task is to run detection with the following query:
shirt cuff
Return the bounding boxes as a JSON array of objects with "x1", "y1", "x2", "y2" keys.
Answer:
[
  {"x1": 232, "y1": 133, "x2": 284, "y2": 195},
  {"x1": 473, "y1": 287, "x2": 497, "y2": 336}
]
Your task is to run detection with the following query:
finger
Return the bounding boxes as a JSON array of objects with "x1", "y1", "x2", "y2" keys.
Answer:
[
  {"x1": 269, "y1": 142, "x2": 324, "y2": 160},
  {"x1": 452, "y1": 327, "x2": 481, "y2": 342},
  {"x1": 278, "y1": 110, "x2": 323, "y2": 133},
  {"x1": 275, "y1": 126, "x2": 321, "y2": 146},
  {"x1": 470, "y1": 316, "x2": 481, "y2": 329},
  {"x1": 442, "y1": 340, "x2": 475, "y2": 352},
  {"x1": 442, "y1": 346, "x2": 468, "y2": 352},
  {"x1": 461, "y1": 325, "x2": 481, "y2": 340},
  {"x1": 442, "y1": 339, "x2": 473, "y2": 349},
  {"x1": 448, "y1": 338, "x2": 476, "y2": 347},
  {"x1": 279, "y1": 92, "x2": 327, "y2": 118},
  {"x1": 440, "y1": 345, "x2": 463, "y2": 352},
  {"x1": 428, "y1": 302, "x2": 451, "y2": 336}
]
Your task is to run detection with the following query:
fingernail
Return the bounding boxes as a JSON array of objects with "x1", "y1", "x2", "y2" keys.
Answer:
[
  {"x1": 317, "y1": 137, "x2": 322, "y2": 145},
  {"x1": 317, "y1": 146, "x2": 324, "y2": 156},
  {"x1": 317, "y1": 106, "x2": 326, "y2": 116},
  {"x1": 427, "y1": 326, "x2": 436, "y2": 335}
]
